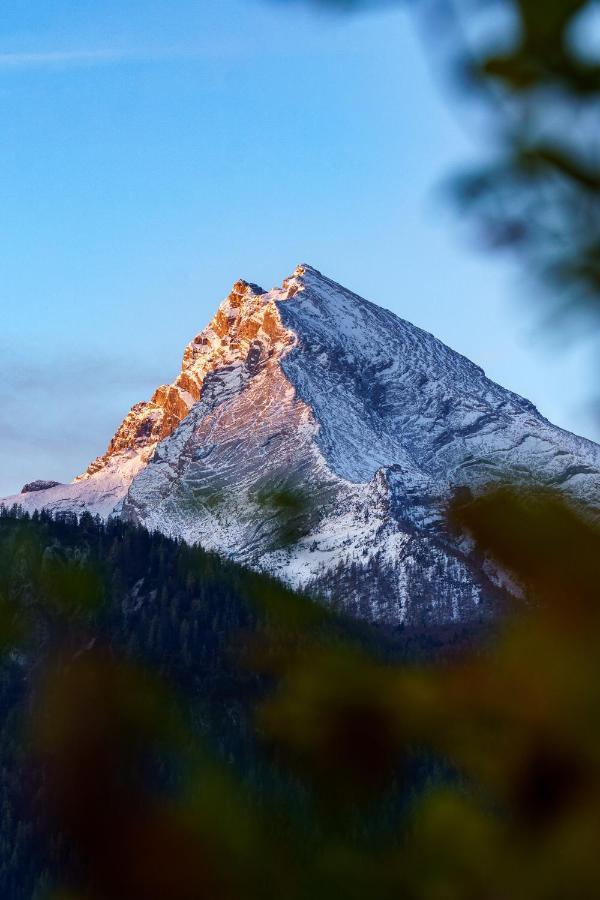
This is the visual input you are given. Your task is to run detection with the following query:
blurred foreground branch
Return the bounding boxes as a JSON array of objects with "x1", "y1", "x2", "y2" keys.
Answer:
[
  {"x1": 2, "y1": 495, "x2": 600, "y2": 898},
  {"x1": 272, "y1": 0, "x2": 600, "y2": 337}
]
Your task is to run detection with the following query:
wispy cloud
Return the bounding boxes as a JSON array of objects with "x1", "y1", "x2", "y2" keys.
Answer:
[
  {"x1": 0, "y1": 28, "x2": 375, "y2": 72},
  {"x1": 0, "y1": 348, "x2": 168, "y2": 397},
  {"x1": 0, "y1": 49, "x2": 117, "y2": 69},
  {"x1": 0, "y1": 42, "x2": 250, "y2": 70},
  {"x1": 0, "y1": 348, "x2": 168, "y2": 493}
]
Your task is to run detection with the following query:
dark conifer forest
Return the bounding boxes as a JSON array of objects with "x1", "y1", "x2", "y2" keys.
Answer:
[
  {"x1": 0, "y1": 507, "x2": 481, "y2": 899},
  {"x1": 3, "y1": 491, "x2": 600, "y2": 899}
]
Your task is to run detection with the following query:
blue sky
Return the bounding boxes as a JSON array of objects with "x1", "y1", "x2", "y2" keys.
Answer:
[{"x1": 0, "y1": 0, "x2": 596, "y2": 496}]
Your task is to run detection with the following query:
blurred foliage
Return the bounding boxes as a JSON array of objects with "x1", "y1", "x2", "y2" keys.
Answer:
[
  {"x1": 273, "y1": 0, "x2": 600, "y2": 339},
  {"x1": 446, "y1": 0, "x2": 600, "y2": 341},
  {"x1": 1, "y1": 496, "x2": 600, "y2": 898},
  {"x1": 252, "y1": 481, "x2": 318, "y2": 548}
]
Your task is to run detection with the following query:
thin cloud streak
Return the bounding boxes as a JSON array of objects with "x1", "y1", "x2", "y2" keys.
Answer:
[
  {"x1": 0, "y1": 29, "x2": 381, "y2": 72},
  {"x1": 0, "y1": 43, "x2": 245, "y2": 70},
  {"x1": 0, "y1": 49, "x2": 135, "y2": 68}
]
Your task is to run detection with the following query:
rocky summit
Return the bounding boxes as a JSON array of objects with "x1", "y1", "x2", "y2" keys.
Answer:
[{"x1": 5, "y1": 264, "x2": 600, "y2": 624}]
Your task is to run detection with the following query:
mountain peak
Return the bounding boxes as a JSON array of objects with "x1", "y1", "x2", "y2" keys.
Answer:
[
  {"x1": 221, "y1": 265, "x2": 325, "y2": 306},
  {"x1": 292, "y1": 263, "x2": 321, "y2": 278},
  {"x1": 279, "y1": 262, "x2": 324, "y2": 299},
  {"x1": 5, "y1": 265, "x2": 600, "y2": 625},
  {"x1": 229, "y1": 278, "x2": 264, "y2": 298}
]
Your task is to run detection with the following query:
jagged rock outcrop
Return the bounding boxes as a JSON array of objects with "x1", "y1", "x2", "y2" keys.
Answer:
[
  {"x1": 21, "y1": 480, "x2": 62, "y2": 494},
  {"x1": 81, "y1": 279, "x2": 271, "y2": 480},
  {"x1": 4, "y1": 265, "x2": 600, "y2": 624}
]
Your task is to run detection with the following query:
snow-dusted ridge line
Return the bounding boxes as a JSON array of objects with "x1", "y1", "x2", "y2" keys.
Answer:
[{"x1": 3, "y1": 263, "x2": 600, "y2": 625}]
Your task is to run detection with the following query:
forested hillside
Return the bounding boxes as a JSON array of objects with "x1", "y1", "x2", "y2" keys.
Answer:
[{"x1": 0, "y1": 507, "x2": 479, "y2": 899}]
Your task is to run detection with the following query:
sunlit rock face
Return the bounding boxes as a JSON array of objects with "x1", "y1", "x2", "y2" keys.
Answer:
[
  {"x1": 81, "y1": 279, "x2": 272, "y2": 478},
  {"x1": 5, "y1": 265, "x2": 600, "y2": 624}
]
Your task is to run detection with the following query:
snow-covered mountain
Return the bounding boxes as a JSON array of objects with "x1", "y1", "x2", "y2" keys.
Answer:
[{"x1": 5, "y1": 265, "x2": 600, "y2": 624}]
